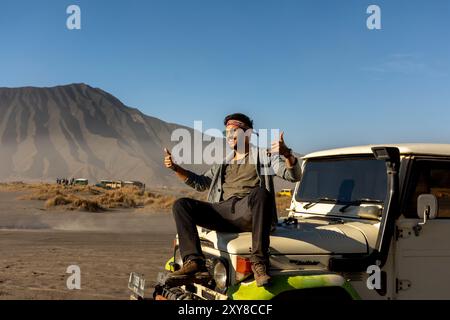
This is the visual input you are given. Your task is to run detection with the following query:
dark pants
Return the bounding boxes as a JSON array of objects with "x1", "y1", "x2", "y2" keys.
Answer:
[{"x1": 172, "y1": 187, "x2": 274, "y2": 264}]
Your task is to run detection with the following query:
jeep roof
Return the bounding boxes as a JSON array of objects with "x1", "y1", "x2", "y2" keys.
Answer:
[{"x1": 303, "y1": 143, "x2": 450, "y2": 159}]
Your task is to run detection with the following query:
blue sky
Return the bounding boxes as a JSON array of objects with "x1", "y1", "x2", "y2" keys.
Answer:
[{"x1": 0, "y1": 0, "x2": 449, "y2": 153}]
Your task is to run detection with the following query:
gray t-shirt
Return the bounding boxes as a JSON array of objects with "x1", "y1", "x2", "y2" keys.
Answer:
[{"x1": 222, "y1": 154, "x2": 260, "y2": 201}]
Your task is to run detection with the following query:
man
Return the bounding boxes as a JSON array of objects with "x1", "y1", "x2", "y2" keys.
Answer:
[{"x1": 164, "y1": 113, "x2": 301, "y2": 287}]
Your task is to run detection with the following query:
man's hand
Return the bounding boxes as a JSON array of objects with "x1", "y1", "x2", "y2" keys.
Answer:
[
  {"x1": 164, "y1": 148, "x2": 178, "y2": 171},
  {"x1": 271, "y1": 132, "x2": 296, "y2": 168},
  {"x1": 271, "y1": 132, "x2": 292, "y2": 158},
  {"x1": 164, "y1": 148, "x2": 190, "y2": 181}
]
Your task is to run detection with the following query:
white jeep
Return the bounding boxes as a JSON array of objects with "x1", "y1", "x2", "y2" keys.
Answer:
[{"x1": 130, "y1": 143, "x2": 450, "y2": 300}]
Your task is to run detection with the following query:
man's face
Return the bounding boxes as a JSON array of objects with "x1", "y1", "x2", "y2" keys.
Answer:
[{"x1": 225, "y1": 125, "x2": 249, "y2": 151}]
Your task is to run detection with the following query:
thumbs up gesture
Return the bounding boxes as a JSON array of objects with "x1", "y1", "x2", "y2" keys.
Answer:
[
  {"x1": 164, "y1": 148, "x2": 178, "y2": 171},
  {"x1": 271, "y1": 132, "x2": 292, "y2": 158}
]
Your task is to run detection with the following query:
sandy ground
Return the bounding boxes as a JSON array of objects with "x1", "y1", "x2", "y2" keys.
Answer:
[{"x1": 0, "y1": 190, "x2": 176, "y2": 300}]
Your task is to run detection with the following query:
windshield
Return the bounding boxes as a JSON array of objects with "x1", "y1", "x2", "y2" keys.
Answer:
[{"x1": 296, "y1": 158, "x2": 387, "y2": 204}]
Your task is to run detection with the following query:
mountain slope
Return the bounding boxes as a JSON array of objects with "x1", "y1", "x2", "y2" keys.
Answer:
[{"x1": 0, "y1": 83, "x2": 193, "y2": 186}]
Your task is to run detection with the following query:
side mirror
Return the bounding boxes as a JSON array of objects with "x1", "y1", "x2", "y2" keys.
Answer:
[{"x1": 417, "y1": 194, "x2": 438, "y2": 225}]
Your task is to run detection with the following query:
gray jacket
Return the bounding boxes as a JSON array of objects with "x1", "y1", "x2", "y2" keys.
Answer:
[{"x1": 184, "y1": 145, "x2": 302, "y2": 225}]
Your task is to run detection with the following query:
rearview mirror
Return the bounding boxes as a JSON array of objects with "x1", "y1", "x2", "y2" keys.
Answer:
[{"x1": 417, "y1": 194, "x2": 438, "y2": 225}]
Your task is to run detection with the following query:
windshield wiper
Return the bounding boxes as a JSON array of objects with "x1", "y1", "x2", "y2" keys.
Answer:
[
  {"x1": 339, "y1": 198, "x2": 384, "y2": 212},
  {"x1": 302, "y1": 197, "x2": 383, "y2": 212},
  {"x1": 303, "y1": 197, "x2": 338, "y2": 210}
]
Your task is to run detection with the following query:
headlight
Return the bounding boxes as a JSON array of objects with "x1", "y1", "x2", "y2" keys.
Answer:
[{"x1": 213, "y1": 259, "x2": 228, "y2": 291}]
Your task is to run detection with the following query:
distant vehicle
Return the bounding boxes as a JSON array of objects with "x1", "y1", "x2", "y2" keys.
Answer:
[
  {"x1": 96, "y1": 180, "x2": 123, "y2": 189},
  {"x1": 278, "y1": 189, "x2": 293, "y2": 197},
  {"x1": 123, "y1": 181, "x2": 145, "y2": 190},
  {"x1": 73, "y1": 178, "x2": 88, "y2": 186},
  {"x1": 109, "y1": 181, "x2": 124, "y2": 189},
  {"x1": 95, "y1": 180, "x2": 145, "y2": 190},
  {"x1": 95, "y1": 180, "x2": 113, "y2": 189}
]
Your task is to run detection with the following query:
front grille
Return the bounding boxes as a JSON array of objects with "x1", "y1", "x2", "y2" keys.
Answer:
[
  {"x1": 155, "y1": 285, "x2": 200, "y2": 300},
  {"x1": 341, "y1": 272, "x2": 364, "y2": 281}
]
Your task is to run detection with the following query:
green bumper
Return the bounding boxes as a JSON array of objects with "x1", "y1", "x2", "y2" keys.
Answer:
[
  {"x1": 164, "y1": 257, "x2": 359, "y2": 300},
  {"x1": 227, "y1": 274, "x2": 360, "y2": 300}
]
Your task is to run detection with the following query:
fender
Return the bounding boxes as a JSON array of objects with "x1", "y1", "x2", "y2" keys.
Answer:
[{"x1": 165, "y1": 257, "x2": 175, "y2": 272}]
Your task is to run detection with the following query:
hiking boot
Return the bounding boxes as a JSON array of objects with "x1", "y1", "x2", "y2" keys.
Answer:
[
  {"x1": 251, "y1": 261, "x2": 271, "y2": 287},
  {"x1": 165, "y1": 259, "x2": 211, "y2": 287},
  {"x1": 168, "y1": 259, "x2": 209, "y2": 279}
]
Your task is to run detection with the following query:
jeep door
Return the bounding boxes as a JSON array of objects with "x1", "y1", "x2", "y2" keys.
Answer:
[{"x1": 395, "y1": 158, "x2": 450, "y2": 299}]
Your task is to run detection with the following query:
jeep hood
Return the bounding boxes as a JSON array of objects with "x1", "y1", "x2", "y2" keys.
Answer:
[{"x1": 199, "y1": 222, "x2": 369, "y2": 255}]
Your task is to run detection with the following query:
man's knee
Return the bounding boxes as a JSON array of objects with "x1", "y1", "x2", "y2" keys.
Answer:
[
  {"x1": 248, "y1": 187, "x2": 273, "y2": 209},
  {"x1": 172, "y1": 197, "x2": 194, "y2": 216},
  {"x1": 250, "y1": 187, "x2": 271, "y2": 202}
]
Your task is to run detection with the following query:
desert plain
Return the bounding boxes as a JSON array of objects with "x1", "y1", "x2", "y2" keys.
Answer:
[{"x1": 0, "y1": 182, "x2": 291, "y2": 300}]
